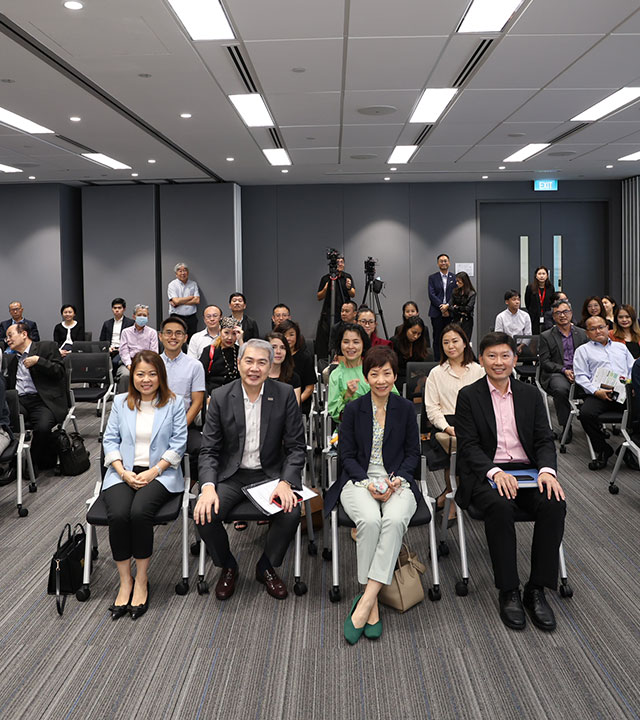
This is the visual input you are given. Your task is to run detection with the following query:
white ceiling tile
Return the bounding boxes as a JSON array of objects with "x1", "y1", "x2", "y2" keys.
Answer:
[
  {"x1": 226, "y1": 0, "x2": 345, "y2": 40},
  {"x1": 269, "y1": 92, "x2": 341, "y2": 126},
  {"x1": 413, "y1": 145, "x2": 468, "y2": 162},
  {"x1": 467, "y1": 35, "x2": 601, "y2": 89},
  {"x1": 345, "y1": 37, "x2": 448, "y2": 91},
  {"x1": 483, "y1": 122, "x2": 566, "y2": 144},
  {"x1": 443, "y1": 89, "x2": 537, "y2": 123},
  {"x1": 511, "y1": 0, "x2": 639, "y2": 34},
  {"x1": 244, "y1": 39, "x2": 343, "y2": 93},
  {"x1": 561, "y1": 121, "x2": 640, "y2": 144},
  {"x1": 508, "y1": 88, "x2": 614, "y2": 122},
  {"x1": 280, "y1": 125, "x2": 340, "y2": 147},
  {"x1": 342, "y1": 90, "x2": 420, "y2": 123},
  {"x1": 289, "y1": 147, "x2": 339, "y2": 164},
  {"x1": 425, "y1": 123, "x2": 497, "y2": 145},
  {"x1": 341, "y1": 124, "x2": 404, "y2": 146},
  {"x1": 348, "y1": 0, "x2": 468, "y2": 37},
  {"x1": 614, "y1": 10, "x2": 640, "y2": 33}
]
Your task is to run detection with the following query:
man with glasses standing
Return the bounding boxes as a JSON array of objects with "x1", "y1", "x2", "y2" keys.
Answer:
[
  {"x1": 159, "y1": 316, "x2": 206, "y2": 483},
  {"x1": 573, "y1": 315, "x2": 635, "y2": 470},
  {"x1": 538, "y1": 299, "x2": 587, "y2": 440}
]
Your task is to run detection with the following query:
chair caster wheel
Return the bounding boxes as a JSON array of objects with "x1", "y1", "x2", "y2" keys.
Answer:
[
  {"x1": 438, "y1": 542, "x2": 449, "y2": 558},
  {"x1": 612, "y1": 427, "x2": 620, "y2": 436},
  {"x1": 609, "y1": 484, "x2": 619, "y2": 495},
  {"x1": 307, "y1": 542, "x2": 317, "y2": 556},
  {"x1": 559, "y1": 583, "x2": 573, "y2": 598},
  {"x1": 294, "y1": 581, "x2": 307, "y2": 596},
  {"x1": 455, "y1": 580, "x2": 469, "y2": 596},
  {"x1": 29, "y1": 483, "x2": 37, "y2": 493},
  {"x1": 175, "y1": 579, "x2": 189, "y2": 595},
  {"x1": 17, "y1": 506, "x2": 28, "y2": 517},
  {"x1": 197, "y1": 580, "x2": 209, "y2": 595},
  {"x1": 329, "y1": 586, "x2": 341, "y2": 603},
  {"x1": 559, "y1": 446, "x2": 566, "y2": 454},
  {"x1": 92, "y1": 547, "x2": 99, "y2": 561},
  {"x1": 428, "y1": 586, "x2": 441, "y2": 602},
  {"x1": 190, "y1": 541, "x2": 200, "y2": 556},
  {"x1": 322, "y1": 548, "x2": 332, "y2": 561},
  {"x1": 76, "y1": 586, "x2": 90, "y2": 602}
]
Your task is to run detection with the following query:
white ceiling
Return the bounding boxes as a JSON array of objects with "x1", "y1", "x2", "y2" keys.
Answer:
[{"x1": 0, "y1": 0, "x2": 640, "y2": 185}]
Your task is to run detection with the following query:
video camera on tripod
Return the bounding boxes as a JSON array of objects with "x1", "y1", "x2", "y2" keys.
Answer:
[
  {"x1": 326, "y1": 247, "x2": 341, "y2": 280},
  {"x1": 364, "y1": 257, "x2": 384, "y2": 294}
]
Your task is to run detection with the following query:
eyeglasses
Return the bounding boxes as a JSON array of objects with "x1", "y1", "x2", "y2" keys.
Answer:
[
  {"x1": 359, "y1": 319, "x2": 375, "y2": 325},
  {"x1": 162, "y1": 330, "x2": 186, "y2": 338},
  {"x1": 552, "y1": 310, "x2": 570, "y2": 316},
  {"x1": 587, "y1": 325, "x2": 607, "y2": 331}
]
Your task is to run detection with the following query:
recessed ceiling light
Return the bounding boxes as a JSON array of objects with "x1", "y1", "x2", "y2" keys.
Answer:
[
  {"x1": 69, "y1": 116, "x2": 81, "y2": 122},
  {"x1": 482, "y1": 175, "x2": 488, "y2": 179},
  {"x1": 390, "y1": 167, "x2": 397, "y2": 171},
  {"x1": 0, "y1": 79, "x2": 16, "y2": 84},
  {"x1": 384, "y1": 177, "x2": 391, "y2": 181},
  {"x1": 63, "y1": 1, "x2": 84, "y2": 9},
  {"x1": 180, "y1": 113, "x2": 192, "y2": 119},
  {"x1": 148, "y1": 159, "x2": 156, "y2": 164},
  {"x1": 499, "y1": 165, "x2": 506, "y2": 170},
  {"x1": 387, "y1": 145, "x2": 418, "y2": 164},
  {"x1": 82, "y1": 153, "x2": 131, "y2": 170},
  {"x1": 281, "y1": 169, "x2": 289, "y2": 173},
  {"x1": 409, "y1": 88, "x2": 458, "y2": 123},
  {"x1": 350, "y1": 153, "x2": 378, "y2": 160},
  {"x1": 606, "y1": 164, "x2": 613, "y2": 169},
  {"x1": 131, "y1": 173, "x2": 139, "y2": 177},
  {"x1": 357, "y1": 105, "x2": 397, "y2": 116},
  {"x1": 167, "y1": 0, "x2": 235, "y2": 41},
  {"x1": 138, "y1": 73, "x2": 152, "y2": 79},
  {"x1": 572, "y1": 87, "x2": 640, "y2": 122},
  {"x1": 263, "y1": 149, "x2": 291, "y2": 166},
  {"x1": 618, "y1": 151, "x2": 640, "y2": 161},
  {"x1": 291, "y1": 67, "x2": 306, "y2": 73},
  {"x1": 504, "y1": 143, "x2": 550, "y2": 162},
  {"x1": 226, "y1": 157, "x2": 234, "y2": 162},
  {"x1": 28, "y1": 176, "x2": 36, "y2": 180},
  {"x1": 508, "y1": 132, "x2": 526, "y2": 138},
  {"x1": 0, "y1": 106, "x2": 54, "y2": 134},
  {"x1": 0, "y1": 164, "x2": 23, "y2": 173},
  {"x1": 458, "y1": 0, "x2": 524, "y2": 33},
  {"x1": 229, "y1": 94, "x2": 273, "y2": 127}
]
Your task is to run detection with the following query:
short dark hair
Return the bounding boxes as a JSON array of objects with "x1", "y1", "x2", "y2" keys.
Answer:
[
  {"x1": 272, "y1": 303, "x2": 290, "y2": 314},
  {"x1": 336, "y1": 322, "x2": 371, "y2": 355},
  {"x1": 229, "y1": 292, "x2": 246, "y2": 304},
  {"x1": 551, "y1": 299, "x2": 572, "y2": 311},
  {"x1": 342, "y1": 300, "x2": 358, "y2": 312},
  {"x1": 160, "y1": 315, "x2": 187, "y2": 332},
  {"x1": 402, "y1": 300, "x2": 419, "y2": 317},
  {"x1": 363, "y1": 346, "x2": 398, "y2": 377},
  {"x1": 504, "y1": 290, "x2": 520, "y2": 301},
  {"x1": 60, "y1": 304, "x2": 77, "y2": 315},
  {"x1": 479, "y1": 332, "x2": 517, "y2": 356},
  {"x1": 273, "y1": 319, "x2": 305, "y2": 353},
  {"x1": 356, "y1": 306, "x2": 375, "y2": 321},
  {"x1": 437, "y1": 253, "x2": 450, "y2": 261},
  {"x1": 12, "y1": 321, "x2": 29, "y2": 336},
  {"x1": 111, "y1": 297, "x2": 126, "y2": 308}
]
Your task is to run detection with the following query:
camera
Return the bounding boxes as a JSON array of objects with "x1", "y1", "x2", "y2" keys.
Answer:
[
  {"x1": 326, "y1": 247, "x2": 341, "y2": 279},
  {"x1": 364, "y1": 257, "x2": 384, "y2": 294}
]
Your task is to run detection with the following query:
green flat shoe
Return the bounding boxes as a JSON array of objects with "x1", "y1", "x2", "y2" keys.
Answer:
[
  {"x1": 364, "y1": 618, "x2": 382, "y2": 639},
  {"x1": 344, "y1": 592, "x2": 365, "y2": 645}
]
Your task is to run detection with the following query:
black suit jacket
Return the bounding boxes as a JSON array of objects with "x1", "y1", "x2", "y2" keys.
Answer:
[
  {"x1": 428, "y1": 271, "x2": 456, "y2": 318},
  {"x1": 0, "y1": 318, "x2": 40, "y2": 342},
  {"x1": 454, "y1": 377, "x2": 556, "y2": 509},
  {"x1": 4, "y1": 341, "x2": 67, "y2": 423},
  {"x1": 99, "y1": 316, "x2": 135, "y2": 342},
  {"x1": 324, "y1": 392, "x2": 421, "y2": 513},
  {"x1": 198, "y1": 378, "x2": 305, "y2": 490},
  {"x1": 538, "y1": 324, "x2": 587, "y2": 390},
  {"x1": 240, "y1": 315, "x2": 260, "y2": 341}
]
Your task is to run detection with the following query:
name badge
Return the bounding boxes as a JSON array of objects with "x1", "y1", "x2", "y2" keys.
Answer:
[{"x1": 539, "y1": 317, "x2": 544, "y2": 324}]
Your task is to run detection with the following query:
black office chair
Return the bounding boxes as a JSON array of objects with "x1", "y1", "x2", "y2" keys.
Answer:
[
  {"x1": 514, "y1": 334, "x2": 540, "y2": 384},
  {"x1": 66, "y1": 352, "x2": 115, "y2": 438},
  {"x1": 2, "y1": 390, "x2": 37, "y2": 516},
  {"x1": 608, "y1": 392, "x2": 640, "y2": 494}
]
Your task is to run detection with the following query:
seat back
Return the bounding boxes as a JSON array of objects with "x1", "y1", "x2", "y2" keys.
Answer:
[
  {"x1": 84, "y1": 331, "x2": 93, "y2": 341},
  {"x1": 4, "y1": 389, "x2": 21, "y2": 433},
  {"x1": 69, "y1": 352, "x2": 111, "y2": 385},
  {"x1": 305, "y1": 338, "x2": 315, "y2": 359},
  {"x1": 70, "y1": 341, "x2": 96, "y2": 353},
  {"x1": 91, "y1": 340, "x2": 110, "y2": 353},
  {"x1": 405, "y1": 361, "x2": 438, "y2": 405}
]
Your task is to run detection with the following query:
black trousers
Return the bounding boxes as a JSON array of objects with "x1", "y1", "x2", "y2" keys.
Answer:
[
  {"x1": 187, "y1": 425, "x2": 202, "y2": 486},
  {"x1": 103, "y1": 476, "x2": 178, "y2": 561},
  {"x1": 183, "y1": 314, "x2": 198, "y2": 341},
  {"x1": 579, "y1": 395, "x2": 620, "y2": 453},
  {"x1": 197, "y1": 468, "x2": 301, "y2": 568},
  {"x1": 18, "y1": 393, "x2": 58, "y2": 468},
  {"x1": 470, "y1": 471, "x2": 566, "y2": 591},
  {"x1": 546, "y1": 374, "x2": 572, "y2": 429},
  {"x1": 431, "y1": 316, "x2": 448, "y2": 361}
]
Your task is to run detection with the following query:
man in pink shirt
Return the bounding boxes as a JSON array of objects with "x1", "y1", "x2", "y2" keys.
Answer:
[{"x1": 455, "y1": 332, "x2": 566, "y2": 632}]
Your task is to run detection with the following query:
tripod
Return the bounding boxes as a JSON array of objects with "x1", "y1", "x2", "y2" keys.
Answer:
[{"x1": 362, "y1": 276, "x2": 389, "y2": 339}]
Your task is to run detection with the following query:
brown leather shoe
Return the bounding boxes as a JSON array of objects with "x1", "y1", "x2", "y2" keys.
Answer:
[
  {"x1": 215, "y1": 567, "x2": 238, "y2": 600},
  {"x1": 256, "y1": 566, "x2": 288, "y2": 599}
]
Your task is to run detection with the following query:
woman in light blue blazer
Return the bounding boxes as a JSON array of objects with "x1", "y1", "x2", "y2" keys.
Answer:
[{"x1": 102, "y1": 349, "x2": 187, "y2": 620}]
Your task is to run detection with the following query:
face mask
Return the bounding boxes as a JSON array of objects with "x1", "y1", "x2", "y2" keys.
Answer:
[{"x1": 135, "y1": 316, "x2": 148, "y2": 327}]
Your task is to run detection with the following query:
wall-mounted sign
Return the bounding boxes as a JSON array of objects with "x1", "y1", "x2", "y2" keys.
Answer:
[{"x1": 534, "y1": 179, "x2": 558, "y2": 191}]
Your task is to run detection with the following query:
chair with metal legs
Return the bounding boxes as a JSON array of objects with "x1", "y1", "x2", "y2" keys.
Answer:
[
  {"x1": 2, "y1": 390, "x2": 37, "y2": 516},
  {"x1": 608, "y1": 393, "x2": 640, "y2": 494}
]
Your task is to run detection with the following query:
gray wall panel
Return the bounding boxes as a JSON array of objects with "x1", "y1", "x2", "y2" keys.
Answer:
[
  {"x1": 82, "y1": 185, "x2": 157, "y2": 335},
  {"x1": 159, "y1": 184, "x2": 236, "y2": 332},
  {"x1": 59, "y1": 186, "x2": 84, "y2": 326}
]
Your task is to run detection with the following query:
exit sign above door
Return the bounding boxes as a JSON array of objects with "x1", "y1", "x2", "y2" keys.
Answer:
[{"x1": 534, "y1": 179, "x2": 558, "y2": 191}]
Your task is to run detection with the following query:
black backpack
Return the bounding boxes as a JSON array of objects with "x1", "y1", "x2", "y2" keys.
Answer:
[{"x1": 55, "y1": 429, "x2": 91, "y2": 476}]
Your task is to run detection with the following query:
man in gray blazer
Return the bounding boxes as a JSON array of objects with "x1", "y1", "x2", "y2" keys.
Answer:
[
  {"x1": 539, "y1": 299, "x2": 587, "y2": 436},
  {"x1": 194, "y1": 338, "x2": 306, "y2": 601}
]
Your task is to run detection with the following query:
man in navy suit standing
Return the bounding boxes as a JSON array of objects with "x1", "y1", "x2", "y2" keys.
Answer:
[{"x1": 428, "y1": 254, "x2": 456, "y2": 360}]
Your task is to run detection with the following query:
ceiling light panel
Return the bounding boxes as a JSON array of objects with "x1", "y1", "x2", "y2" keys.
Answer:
[
  {"x1": 229, "y1": 94, "x2": 274, "y2": 128},
  {"x1": 263, "y1": 149, "x2": 291, "y2": 166},
  {"x1": 0, "y1": 164, "x2": 22, "y2": 173},
  {"x1": 166, "y1": 0, "x2": 235, "y2": 40},
  {"x1": 503, "y1": 143, "x2": 550, "y2": 162},
  {"x1": 82, "y1": 153, "x2": 131, "y2": 170},
  {"x1": 0, "y1": 106, "x2": 54, "y2": 134},
  {"x1": 618, "y1": 151, "x2": 640, "y2": 161},
  {"x1": 571, "y1": 88, "x2": 640, "y2": 122},
  {"x1": 409, "y1": 88, "x2": 458, "y2": 124},
  {"x1": 387, "y1": 145, "x2": 418, "y2": 164},
  {"x1": 458, "y1": 0, "x2": 525, "y2": 33}
]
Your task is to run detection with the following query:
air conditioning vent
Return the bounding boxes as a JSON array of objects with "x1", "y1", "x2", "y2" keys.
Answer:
[
  {"x1": 453, "y1": 39, "x2": 494, "y2": 88},
  {"x1": 547, "y1": 123, "x2": 590, "y2": 144},
  {"x1": 414, "y1": 125, "x2": 434, "y2": 145},
  {"x1": 54, "y1": 135, "x2": 95, "y2": 153},
  {"x1": 268, "y1": 128, "x2": 283, "y2": 150},
  {"x1": 226, "y1": 45, "x2": 258, "y2": 93}
]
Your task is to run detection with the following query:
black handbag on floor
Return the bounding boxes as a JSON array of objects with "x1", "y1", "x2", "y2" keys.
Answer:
[
  {"x1": 47, "y1": 523, "x2": 86, "y2": 615},
  {"x1": 54, "y1": 429, "x2": 91, "y2": 476}
]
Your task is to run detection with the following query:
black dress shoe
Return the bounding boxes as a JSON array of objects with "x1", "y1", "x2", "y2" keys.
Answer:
[
  {"x1": 499, "y1": 589, "x2": 526, "y2": 630},
  {"x1": 256, "y1": 566, "x2": 288, "y2": 599},
  {"x1": 128, "y1": 583, "x2": 150, "y2": 620},
  {"x1": 523, "y1": 587, "x2": 556, "y2": 631},
  {"x1": 109, "y1": 589, "x2": 133, "y2": 620},
  {"x1": 215, "y1": 567, "x2": 238, "y2": 600},
  {"x1": 588, "y1": 444, "x2": 614, "y2": 471}
]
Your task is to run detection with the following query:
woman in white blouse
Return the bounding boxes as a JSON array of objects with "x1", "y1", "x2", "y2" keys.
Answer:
[
  {"x1": 53, "y1": 304, "x2": 85, "y2": 356},
  {"x1": 102, "y1": 350, "x2": 187, "y2": 620},
  {"x1": 425, "y1": 324, "x2": 484, "y2": 523}
]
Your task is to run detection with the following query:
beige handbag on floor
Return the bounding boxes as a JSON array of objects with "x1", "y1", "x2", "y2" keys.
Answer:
[{"x1": 378, "y1": 544, "x2": 426, "y2": 612}]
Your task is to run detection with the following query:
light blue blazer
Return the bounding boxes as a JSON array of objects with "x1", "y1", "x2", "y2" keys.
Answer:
[{"x1": 102, "y1": 394, "x2": 188, "y2": 493}]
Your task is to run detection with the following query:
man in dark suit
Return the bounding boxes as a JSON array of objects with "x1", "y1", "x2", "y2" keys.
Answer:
[
  {"x1": 4, "y1": 323, "x2": 67, "y2": 469},
  {"x1": 194, "y1": 338, "x2": 306, "y2": 600},
  {"x1": 0, "y1": 301, "x2": 40, "y2": 343},
  {"x1": 539, "y1": 299, "x2": 587, "y2": 437},
  {"x1": 427, "y1": 254, "x2": 456, "y2": 361},
  {"x1": 99, "y1": 297, "x2": 134, "y2": 367},
  {"x1": 228, "y1": 292, "x2": 260, "y2": 341},
  {"x1": 455, "y1": 332, "x2": 566, "y2": 632}
]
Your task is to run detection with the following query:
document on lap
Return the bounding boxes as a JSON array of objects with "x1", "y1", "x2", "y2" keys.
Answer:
[
  {"x1": 489, "y1": 470, "x2": 539, "y2": 489},
  {"x1": 242, "y1": 479, "x2": 318, "y2": 515},
  {"x1": 593, "y1": 367, "x2": 627, "y2": 404}
]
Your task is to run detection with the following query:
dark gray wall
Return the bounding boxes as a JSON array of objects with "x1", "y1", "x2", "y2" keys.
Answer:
[
  {"x1": 0, "y1": 185, "x2": 64, "y2": 339},
  {"x1": 159, "y1": 184, "x2": 236, "y2": 331},
  {"x1": 59, "y1": 186, "x2": 84, "y2": 326},
  {"x1": 82, "y1": 185, "x2": 157, "y2": 335}
]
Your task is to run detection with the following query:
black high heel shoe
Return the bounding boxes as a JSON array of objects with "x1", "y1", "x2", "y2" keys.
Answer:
[
  {"x1": 109, "y1": 589, "x2": 133, "y2": 620},
  {"x1": 128, "y1": 582, "x2": 150, "y2": 620}
]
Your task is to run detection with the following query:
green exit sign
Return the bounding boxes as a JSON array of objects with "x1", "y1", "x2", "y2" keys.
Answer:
[{"x1": 534, "y1": 179, "x2": 558, "y2": 191}]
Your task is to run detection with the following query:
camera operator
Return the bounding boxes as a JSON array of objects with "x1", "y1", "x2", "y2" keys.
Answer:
[{"x1": 316, "y1": 252, "x2": 356, "y2": 359}]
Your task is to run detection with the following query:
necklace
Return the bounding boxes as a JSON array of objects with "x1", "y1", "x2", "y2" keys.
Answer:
[{"x1": 222, "y1": 345, "x2": 239, "y2": 380}]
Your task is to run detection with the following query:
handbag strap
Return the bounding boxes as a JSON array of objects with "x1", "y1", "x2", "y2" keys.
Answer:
[
  {"x1": 55, "y1": 560, "x2": 66, "y2": 616},
  {"x1": 72, "y1": 523, "x2": 86, "y2": 543},
  {"x1": 57, "y1": 523, "x2": 72, "y2": 552}
]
